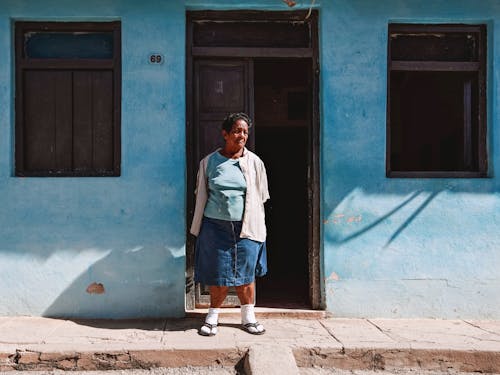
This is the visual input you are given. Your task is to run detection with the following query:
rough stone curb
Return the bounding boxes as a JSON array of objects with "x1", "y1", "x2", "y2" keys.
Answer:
[
  {"x1": 2, "y1": 347, "x2": 500, "y2": 373},
  {"x1": 294, "y1": 347, "x2": 500, "y2": 373},
  {"x1": 0, "y1": 349, "x2": 245, "y2": 372}
]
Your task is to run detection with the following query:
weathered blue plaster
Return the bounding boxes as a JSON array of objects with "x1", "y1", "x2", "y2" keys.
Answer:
[
  {"x1": 322, "y1": 0, "x2": 500, "y2": 318},
  {"x1": 1, "y1": 0, "x2": 500, "y2": 318},
  {"x1": 0, "y1": 0, "x2": 187, "y2": 318}
]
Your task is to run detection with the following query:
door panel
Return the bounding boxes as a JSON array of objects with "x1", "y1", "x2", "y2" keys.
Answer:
[
  {"x1": 199, "y1": 64, "x2": 246, "y2": 112},
  {"x1": 193, "y1": 59, "x2": 254, "y2": 307}
]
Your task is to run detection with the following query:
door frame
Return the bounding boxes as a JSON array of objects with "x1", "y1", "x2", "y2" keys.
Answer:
[{"x1": 185, "y1": 10, "x2": 323, "y2": 310}]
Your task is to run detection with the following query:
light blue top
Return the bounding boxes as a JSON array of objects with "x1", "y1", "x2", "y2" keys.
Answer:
[{"x1": 204, "y1": 151, "x2": 247, "y2": 221}]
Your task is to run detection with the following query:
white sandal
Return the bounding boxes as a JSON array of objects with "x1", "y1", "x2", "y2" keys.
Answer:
[
  {"x1": 242, "y1": 322, "x2": 265, "y2": 335},
  {"x1": 199, "y1": 322, "x2": 218, "y2": 336}
]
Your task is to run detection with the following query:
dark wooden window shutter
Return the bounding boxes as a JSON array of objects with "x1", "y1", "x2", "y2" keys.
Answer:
[
  {"x1": 387, "y1": 24, "x2": 487, "y2": 178},
  {"x1": 15, "y1": 22, "x2": 121, "y2": 177}
]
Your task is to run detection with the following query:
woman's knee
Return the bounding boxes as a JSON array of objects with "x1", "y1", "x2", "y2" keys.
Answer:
[
  {"x1": 209, "y1": 286, "x2": 229, "y2": 306},
  {"x1": 210, "y1": 286, "x2": 229, "y2": 297},
  {"x1": 235, "y1": 282, "x2": 254, "y2": 304}
]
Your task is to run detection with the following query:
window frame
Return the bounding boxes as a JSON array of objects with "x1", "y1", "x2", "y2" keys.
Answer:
[
  {"x1": 15, "y1": 21, "x2": 121, "y2": 177},
  {"x1": 386, "y1": 23, "x2": 487, "y2": 178}
]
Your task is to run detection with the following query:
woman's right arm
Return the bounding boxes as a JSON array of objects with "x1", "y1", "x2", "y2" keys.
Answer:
[{"x1": 190, "y1": 158, "x2": 209, "y2": 236}]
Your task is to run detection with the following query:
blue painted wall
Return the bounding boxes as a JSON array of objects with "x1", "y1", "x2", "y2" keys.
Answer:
[
  {"x1": 0, "y1": 0, "x2": 187, "y2": 318},
  {"x1": 0, "y1": 0, "x2": 499, "y2": 318},
  {"x1": 321, "y1": 0, "x2": 500, "y2": 318}
]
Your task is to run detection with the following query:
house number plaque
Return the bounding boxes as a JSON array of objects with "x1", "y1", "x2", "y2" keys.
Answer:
[{"x1": 149, "y1": 53, "x2": 164, "y2": 65}]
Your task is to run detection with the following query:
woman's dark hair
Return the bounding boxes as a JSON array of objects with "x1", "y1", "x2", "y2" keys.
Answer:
[{"x1": 221, "y1": 112, "x2": 253, "y2": 133}]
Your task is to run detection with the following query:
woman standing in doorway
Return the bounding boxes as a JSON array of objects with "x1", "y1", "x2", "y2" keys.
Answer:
[{"x1": 190, "y1": 113, "x2": 269, "y2": 336}]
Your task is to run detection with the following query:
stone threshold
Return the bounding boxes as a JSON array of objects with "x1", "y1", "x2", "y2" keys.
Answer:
[{"x1": 186, "y1": 307, "x2": 329, "y2": 320}]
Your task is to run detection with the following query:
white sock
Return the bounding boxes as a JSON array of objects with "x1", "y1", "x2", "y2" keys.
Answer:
[
  {"x1": 200, "y1": 307, "x2": 219, "y2": 336},
  {"x1": 241, "y1": 304, "x2": 256, "y2": 324},
  {"x1": 205, "y1": 307, "x2": 220, "y2": 325},
  {"x1": 241, "y1": 304, "x2": 264, "y2": 334}
]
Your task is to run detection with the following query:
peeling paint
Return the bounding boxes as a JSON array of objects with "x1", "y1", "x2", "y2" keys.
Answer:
[
  {"x1": 166, "y1": 245, "x2": 185, "y2": 259},
  {"x1": 124, "y1": 246, "x2": 144, "y2": 254},
  {"x1": 324, "y1": 214, "x2": 362, "y2": 225},
  {"x1": 86, "y1": 283, "x2": 105, "y2": 295},
  {"x1": 328, "y1": 272, "x2": 340, "y2": 281}
]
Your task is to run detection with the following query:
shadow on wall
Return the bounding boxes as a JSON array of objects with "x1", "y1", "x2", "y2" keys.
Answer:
[
  {"x1": 326, "y1": 189, "x2": 438, "y2": 248},
  {"x1": 321, "y1": 158, "x2": 500, "y2": 289},
  {"x1": 323, "y1": 159, "x2": 500, "y2": 248},
  {"x1": 0, "y1": 180, "x2": 187, "y2": 318},
  {"x1": 42, "y1": 244, "x2": 185, "y2": 319}
]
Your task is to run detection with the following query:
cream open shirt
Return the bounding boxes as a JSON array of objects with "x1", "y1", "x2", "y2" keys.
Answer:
[{"x1": 190, "y1": 148, "x2": 270, "y2": 243}]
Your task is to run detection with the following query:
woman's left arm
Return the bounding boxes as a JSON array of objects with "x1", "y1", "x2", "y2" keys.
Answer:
[{"x1": 257, "y1": 160, "x2": 270, "y2": 203}]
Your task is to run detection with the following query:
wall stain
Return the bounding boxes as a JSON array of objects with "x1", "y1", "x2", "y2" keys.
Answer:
[
  {"x1": 328, "y1": 272, "x2": 340, "y2": 281},
  {"x1": 324, "y1": 214, "x2": 362, "y2": 225},
  {"x1": 86, "y1": 283, "x2": 105, "y2": 295}
]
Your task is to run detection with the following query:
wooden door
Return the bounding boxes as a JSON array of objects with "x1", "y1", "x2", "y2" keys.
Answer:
[{"x1": 192, "y1": 59, "x2": 254, "y2": 307}]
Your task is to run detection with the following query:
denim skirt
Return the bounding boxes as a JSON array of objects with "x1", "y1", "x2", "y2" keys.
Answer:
[{"x1": 195, "y1": 216, "x2": 267, "y2": 286}]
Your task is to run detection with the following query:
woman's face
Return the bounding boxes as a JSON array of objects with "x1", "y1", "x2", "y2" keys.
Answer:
[{"x1": 223, "y1": 119, "x2": 249, "y2": 150}]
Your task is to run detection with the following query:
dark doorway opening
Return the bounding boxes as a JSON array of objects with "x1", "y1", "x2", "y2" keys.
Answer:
[{"x1": 254, "y1": 59, "x2": 311, "y2": 308}]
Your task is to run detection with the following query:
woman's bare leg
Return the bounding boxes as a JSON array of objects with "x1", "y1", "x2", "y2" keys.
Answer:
[
  {"x1": 210, "y1": 286, "x2": 229, "y2": 307},
  {"x1": 235, "y1": 282, "x2": 254, "y2": 305}
]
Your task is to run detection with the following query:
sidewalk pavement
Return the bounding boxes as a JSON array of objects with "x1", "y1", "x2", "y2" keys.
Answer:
[{"x1": 1, "y1": 310, "x2": 500, "y2": 374}]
